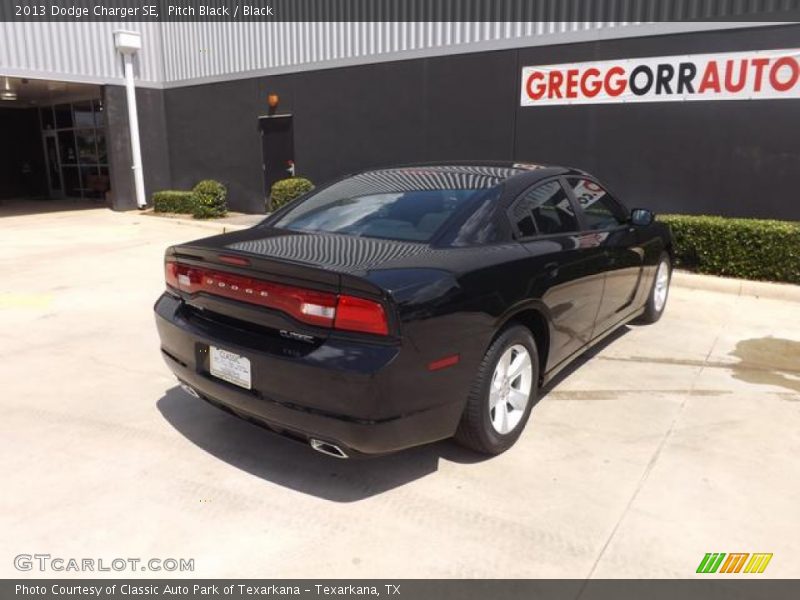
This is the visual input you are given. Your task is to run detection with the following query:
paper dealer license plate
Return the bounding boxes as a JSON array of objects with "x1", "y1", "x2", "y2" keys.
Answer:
[{"x1": 209, "y1": 346, "x2": 252, "y2": 390}]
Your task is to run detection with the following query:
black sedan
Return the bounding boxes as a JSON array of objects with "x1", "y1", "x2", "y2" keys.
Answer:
[{"x1": 155, "y1": 163, "x2": 673, "y2": 457}]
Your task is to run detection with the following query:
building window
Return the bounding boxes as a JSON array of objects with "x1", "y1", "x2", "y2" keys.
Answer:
[{"x1": 40, "y1": 99, "x2": 109, "y2": 200}]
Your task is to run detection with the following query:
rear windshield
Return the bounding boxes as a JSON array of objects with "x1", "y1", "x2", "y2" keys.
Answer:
[{"x1": 272, "y1": 169, "x2": 507, "y2": 242}]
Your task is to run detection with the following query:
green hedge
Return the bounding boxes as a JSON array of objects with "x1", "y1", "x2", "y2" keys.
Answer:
[
  {"x1": 659, "y1": 214, "x2": 800, "y2": 284},
  {"x1": 270, "y1": 177, "x2": 314, "y2": 211},
  {"x1": 192, "y1": 179, "x2": 228, "y2": 219},
  {"x1": 151, "y1": 181, "x2": 228, "y2": 219},
  {"x1": 152, "y1": 190, "x2": 196, "y2": 214}
]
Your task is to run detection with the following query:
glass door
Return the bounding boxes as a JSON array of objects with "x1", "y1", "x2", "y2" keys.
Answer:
[
  {"x1": 43, "y1": 131, "x2": 63, "y2": 198},
  {"x1": 40, "y1": 100, "x2": 109, "y2": 201}
]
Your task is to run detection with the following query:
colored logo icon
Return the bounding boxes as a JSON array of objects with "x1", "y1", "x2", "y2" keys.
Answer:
[{"x1": 697, "y1": 553, "x2": 773, "y2": 574}]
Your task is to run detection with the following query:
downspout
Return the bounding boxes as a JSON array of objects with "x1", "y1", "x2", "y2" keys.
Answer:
[{"x1": 114, "y1": 30, "x2": 147, "y2": 209}]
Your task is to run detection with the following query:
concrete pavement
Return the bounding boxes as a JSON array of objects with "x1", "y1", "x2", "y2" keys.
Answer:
[{"x1": 1, "y1": 207, "x2": 798, "y2": 578}]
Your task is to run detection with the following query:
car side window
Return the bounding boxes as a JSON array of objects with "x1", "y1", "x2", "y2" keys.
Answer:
[
  {"x1": 510, "y1": 180, "x2": 579, "y2": 237},
  {"x1": 566, "y1": 178, "x2": 627, "y2": 230}
]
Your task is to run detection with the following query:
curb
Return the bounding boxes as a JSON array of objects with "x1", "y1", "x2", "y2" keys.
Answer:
[
  {"x1": 165, "y1": 218, "x2": 252, "y2": 234},
  {"x1": 133, "y1": 214, "x2": 254, "y2": 235},
  {"x1": 672, "y1": 270, "x2": 800, "y2": 303}
]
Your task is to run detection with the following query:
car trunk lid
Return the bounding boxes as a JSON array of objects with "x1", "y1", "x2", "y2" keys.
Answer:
[{"x1": 165, "y1": 228, "x2": 396, "y2": 340}]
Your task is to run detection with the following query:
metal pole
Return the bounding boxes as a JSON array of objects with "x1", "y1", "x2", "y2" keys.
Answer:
[{"x1": 122, "y1": 52, "x2": 146, "y2": 209}]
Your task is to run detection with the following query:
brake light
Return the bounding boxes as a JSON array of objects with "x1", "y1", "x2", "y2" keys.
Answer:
[
  {"x1": 334, "y1": 295, "x2": 389, "y2": 336},
  {"x1": 165, "y1": 260, "x2": 389, "y2": 335},
  {"x1": 165, "y1": 261, "x2": 204, "y2": 294},
  {"x1": 165, "y1": 261, "x2": 179, "y2": 289},
  {"x1": 218, "y1": 254, "x2": 250, "y2": 266}
]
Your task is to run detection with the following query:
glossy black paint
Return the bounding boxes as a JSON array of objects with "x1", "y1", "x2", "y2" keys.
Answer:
[{"x1": 154, "y1": 163, "x2": 672, "y2": 455}]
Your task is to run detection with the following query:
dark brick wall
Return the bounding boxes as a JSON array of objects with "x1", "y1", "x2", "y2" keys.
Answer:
[
  {"x1": 105, "y1": 85, "x2": 171, "y2": 210},
  {"x1": 159, "y1": 24, "x2": 800, "y2": 219}
]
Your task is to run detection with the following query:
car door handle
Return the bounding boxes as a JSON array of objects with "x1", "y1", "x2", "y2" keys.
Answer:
[{"x1": 544, "y1": 262, "x2": 559, "y2": 277}]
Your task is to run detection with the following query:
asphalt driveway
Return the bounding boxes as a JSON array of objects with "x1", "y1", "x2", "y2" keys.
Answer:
[{"x1": 1, "y1": 206, "x2": 798, "y2": 578}]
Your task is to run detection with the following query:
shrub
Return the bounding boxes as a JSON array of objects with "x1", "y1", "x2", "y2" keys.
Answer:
[
  {"x1": 192, "y1": 180, "x2": 228, "y2": 219},
  {"x1": 152, "y1": 190, "x2": 196, "y2": 214},
  {"x1": 270, "y1": 177, "x2": 314, "y2": 211},
  {"x1": 659, "y1": 214, "x2": 800, "y2": 284}
]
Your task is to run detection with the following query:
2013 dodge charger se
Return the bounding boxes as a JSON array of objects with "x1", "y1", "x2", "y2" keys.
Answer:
[{"x1": 154, "y1": 163, "x2": 673, "y2": 457}]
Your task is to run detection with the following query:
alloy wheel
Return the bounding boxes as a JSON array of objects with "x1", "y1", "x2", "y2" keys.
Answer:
[
  {"x1": 654, "y1": 258, "x2": 670, "y2": 313},
  {"x1": 489, "y1": 344, "x2": 533, "y2": 434}
]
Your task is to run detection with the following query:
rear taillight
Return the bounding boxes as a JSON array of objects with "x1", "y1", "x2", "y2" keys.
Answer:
[
  {"x1": 165, "y1": 260, "x2": 389, "y2": 335},
  {"x1": 334, "y1": 295, "x2": 389, "y2": 336},
  {"x1": 165, "y1": 261, "x2": 180, "y2": 290}
]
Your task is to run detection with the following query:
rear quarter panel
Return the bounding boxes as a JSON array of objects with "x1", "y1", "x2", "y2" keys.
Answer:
[{"x1": 364, "y1": 244, "x2": 535, "y2": 415}]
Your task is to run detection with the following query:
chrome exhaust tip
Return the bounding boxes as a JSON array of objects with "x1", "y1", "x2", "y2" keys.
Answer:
[
  {"x1": 179, "y1": 382, "x2": 200, "y2": 399},
  {"x1": 310, "y1": 439, "x2": 348, "y2": 459}
]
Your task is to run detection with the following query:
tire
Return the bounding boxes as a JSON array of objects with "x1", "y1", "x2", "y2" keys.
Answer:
[
  {"x1": 455, "y1": 324, "x2": 539, "y2": 455},
  {"x1": 637, "y1": 251, "x2": 672, "y2": 324}
]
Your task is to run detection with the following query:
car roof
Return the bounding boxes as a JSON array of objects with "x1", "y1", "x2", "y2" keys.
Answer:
[{"x1": 352, "y1": 161, "x2": 588, "y2": 189}]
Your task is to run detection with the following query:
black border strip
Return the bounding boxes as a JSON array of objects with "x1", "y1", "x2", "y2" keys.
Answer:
[
  {"x1": 4, "y1": 579, "x2": 800, "y2": 600},
  {"x1": 3, "y1": 0, "x2": 800, "y2": 22}
]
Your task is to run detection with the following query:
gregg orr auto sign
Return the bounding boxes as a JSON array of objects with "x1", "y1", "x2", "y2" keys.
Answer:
[{"x1": 520, "y1": 49, "x2": 800, "y2": 106}]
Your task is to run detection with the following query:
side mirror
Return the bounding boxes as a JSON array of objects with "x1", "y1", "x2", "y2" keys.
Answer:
[{"x1": 630, "y1": 208, "x2": 654, "y2": 226}]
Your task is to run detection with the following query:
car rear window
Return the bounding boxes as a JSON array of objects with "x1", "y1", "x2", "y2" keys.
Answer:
[{"x1": 272, "y1": 168, "x2": 508, "y2": 242}]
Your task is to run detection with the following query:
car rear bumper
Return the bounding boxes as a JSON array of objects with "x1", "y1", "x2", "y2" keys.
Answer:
[{"x1": 154, "y1": 293, "x2": 464, "y2": 455}]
